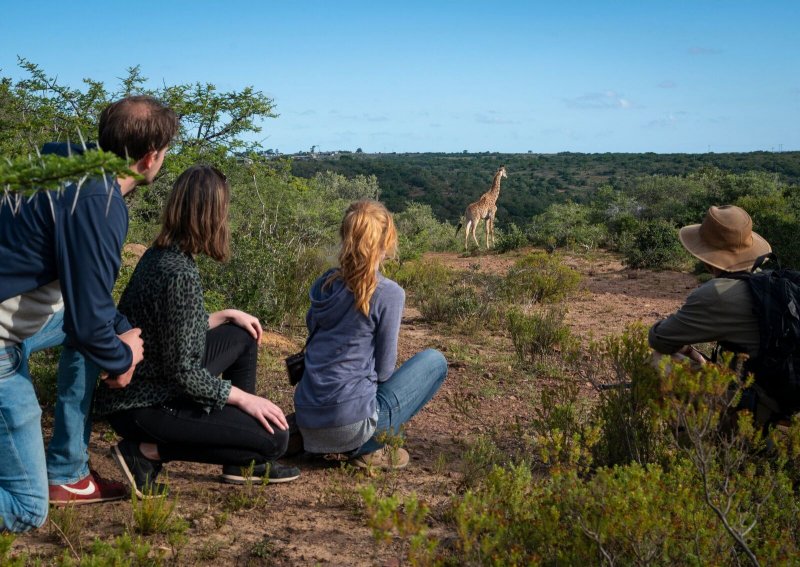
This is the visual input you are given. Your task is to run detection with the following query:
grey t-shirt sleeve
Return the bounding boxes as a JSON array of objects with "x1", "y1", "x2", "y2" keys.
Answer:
[{"x1": 373, "y1": 281, "x2": 405, "y2": 382}]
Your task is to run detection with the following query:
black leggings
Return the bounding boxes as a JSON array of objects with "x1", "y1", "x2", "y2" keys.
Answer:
[{"x1": 107, "y1": 324, "x2": 288, "y2": 466}]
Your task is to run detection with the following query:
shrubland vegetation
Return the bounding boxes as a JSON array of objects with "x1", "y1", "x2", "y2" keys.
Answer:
[{"x1": 3, "y1": 59, "x2": 800, "y2": 565}]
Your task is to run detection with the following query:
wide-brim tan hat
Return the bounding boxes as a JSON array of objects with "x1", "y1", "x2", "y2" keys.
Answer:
[{"x1": 679, "y1": 205, "x2": 771, "y2": 272}]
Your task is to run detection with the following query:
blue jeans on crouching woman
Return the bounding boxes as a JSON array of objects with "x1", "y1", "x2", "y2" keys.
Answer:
[{"x1": 353, "y1": 348, "x2": 447, "y2": 456}]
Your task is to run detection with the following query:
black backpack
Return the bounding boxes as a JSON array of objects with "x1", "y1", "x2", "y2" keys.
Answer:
[{"x1": 728, "y1": 256, "x2": 800, "y2": 417}]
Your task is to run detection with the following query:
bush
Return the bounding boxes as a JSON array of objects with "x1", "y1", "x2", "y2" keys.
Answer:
[
  {"x1": 386, "y1": 258, "x2": 453, "y2": 300},
  {"x1": 494, "y1": 222, "x2": 528, "y2": 253},
  {"x1": 587, "y1": 326, "x2": 670, "y2": 467},
  {"x1": 623, "y1": 219, "x2": 690, "y2": 270},
  {"x1": 529, "y1": 202, "x2": 607, "y2": 250},
  {"x1": 448, "y1": 352, "x2": 800, "y2": 565},
  {"x1": 393, "y1": 202, "x2": 458, "y2": 261},
  {"x1": 504, "y1": 251, "x2": 581, "y2": 304},
  {"x1": 507, "y1": 307, "x2": 574, "y2": 364},
  {"x1": 418, "y1": 284, "x2": 504, "y2": 332}
]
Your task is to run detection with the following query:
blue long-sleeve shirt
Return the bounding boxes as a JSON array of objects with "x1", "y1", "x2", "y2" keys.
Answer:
[{"x1": 0, "y1": 144, "x2": 132, "y2": 374}]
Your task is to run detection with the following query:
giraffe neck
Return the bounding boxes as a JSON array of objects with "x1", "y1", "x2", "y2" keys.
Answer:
[{"x1": 486, "y1": 172, "x2": 503, "y2": 201}]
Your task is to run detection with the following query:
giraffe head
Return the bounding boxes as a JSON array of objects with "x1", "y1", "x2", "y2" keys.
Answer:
[{"x1": 498, "y1": 165, "x2": 507, "y2": 179}]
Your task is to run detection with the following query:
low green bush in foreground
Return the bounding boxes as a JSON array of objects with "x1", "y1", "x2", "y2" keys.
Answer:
[{"x1": 364, "y1": 326, "x2": 800, "y2": 566}]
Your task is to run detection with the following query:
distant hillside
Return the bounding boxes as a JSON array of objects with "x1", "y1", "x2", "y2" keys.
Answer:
[{"x1": 290, "y1": 152, "x2": 800, "y2": 225}]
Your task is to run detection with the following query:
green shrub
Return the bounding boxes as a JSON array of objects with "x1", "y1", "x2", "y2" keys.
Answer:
[
  {"x1": 494, "y1": 222, "x2": 528, "y2": 253},
  {"x1": 525, "y1": 373, "x2": 599, "y2": 472},
  {"x1": 504, "y1": 251, "x2": 581, "y2": 304},
  {"x1": 361, "y1": 485, "x2": 437, "y2": 566},
  {"x1": 418, "y1": 284, "x2": 504, "y2": 332},
  {"x1": 507, "y1": 307, "x2": 574, "y2": 364},
  {"x1": 588, "y1": 326, "x2": 670, "y2": 467},
  {"x1": 737, "y1": 192, "x2": 800, "y2": 270},
  {"x1": 447, "y1": 328, "x2": 800, "y2": 566},
  {"x1": 394, "y1": 202, "x2": 459, "y2": 260},
  {"x1": 623, "y1": 219, "x2": 690, "y2": 270},
  {"x1": 529, "y1": 202, "x2": 607, "y2": 250},
  {"x1": 386, "y1": 258, "x2": 454, "y2": 300}
]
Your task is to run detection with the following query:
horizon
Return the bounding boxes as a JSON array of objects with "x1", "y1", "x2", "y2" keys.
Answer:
[{"x1": 2, "y1": 1, "x2": 798, "y2": 154}]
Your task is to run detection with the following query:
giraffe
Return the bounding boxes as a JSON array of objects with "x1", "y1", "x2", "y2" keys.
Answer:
[{"x1": 455, "y1": 165, "x2": 507, "y2": 250}]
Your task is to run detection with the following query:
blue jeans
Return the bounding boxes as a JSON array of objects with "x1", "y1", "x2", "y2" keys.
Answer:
[
  {"x1": 0, "y1": 310, "x2": 98, "y2": 532},
  {"x1": 354, "y1": 349, "x2": 447, "y2": 456}
]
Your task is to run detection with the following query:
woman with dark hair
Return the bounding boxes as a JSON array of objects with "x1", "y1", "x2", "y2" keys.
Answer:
[
  {"x1": 94, "y1": 165, "x2": 298, "y2": 496},
  {"x1": 294, "y1": 200, "x2": 447, "y2": 469}
]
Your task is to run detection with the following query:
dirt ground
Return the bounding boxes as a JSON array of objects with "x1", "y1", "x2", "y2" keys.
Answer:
[{"x1": 11, "y1": 248, "x2": 699, "y2": 565}]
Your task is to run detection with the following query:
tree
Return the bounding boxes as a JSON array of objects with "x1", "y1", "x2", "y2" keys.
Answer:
[{"x1": 0, "y1": 60, "x2": 277, "y2": 172}]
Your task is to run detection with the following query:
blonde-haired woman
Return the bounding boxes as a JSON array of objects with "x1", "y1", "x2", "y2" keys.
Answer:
[
  {"x1": 94, "y1": 165, "x2": 299, "y2": 496},
  {"x1": 294, "y1": 200, "x2": 447, "y2": 468}
]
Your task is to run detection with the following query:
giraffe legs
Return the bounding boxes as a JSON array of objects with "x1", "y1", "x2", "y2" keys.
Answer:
[{"x1": 471, "y1": 220, "x2": 481, "y2": 249}]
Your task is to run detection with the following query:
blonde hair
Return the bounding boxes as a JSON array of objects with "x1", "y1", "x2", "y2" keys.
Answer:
[
  {"x1": 153, "y1": 165, "x2": 230, "y2": 261},
  {"x1": 328, "y1": 200, "x2": 398, "y2": 317}
]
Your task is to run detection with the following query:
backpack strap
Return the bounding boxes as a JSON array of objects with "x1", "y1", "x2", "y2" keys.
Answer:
[{"x1": 751, "y1": 252, "x2": 778, "y2": 272}]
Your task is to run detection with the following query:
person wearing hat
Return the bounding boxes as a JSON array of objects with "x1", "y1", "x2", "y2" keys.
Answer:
[{"x1": 648, "y1": 205, "x2": 771, "y2": 365}]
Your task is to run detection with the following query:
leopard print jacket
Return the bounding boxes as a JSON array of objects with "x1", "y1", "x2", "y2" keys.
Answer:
[{"x1": 93, "y1": 246, "x2": 231, "y2": 416}]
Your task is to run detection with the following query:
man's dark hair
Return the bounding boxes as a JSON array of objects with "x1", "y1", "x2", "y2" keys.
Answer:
[{"x1": 98, "y1": 95, "x2": 179, "y2": 161}]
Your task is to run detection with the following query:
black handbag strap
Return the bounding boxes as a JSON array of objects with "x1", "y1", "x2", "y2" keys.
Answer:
[{"x1": 301, "y1": 321, "x2": 320, "y2": 353}]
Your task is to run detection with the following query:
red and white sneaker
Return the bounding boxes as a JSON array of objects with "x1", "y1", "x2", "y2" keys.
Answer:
[{"x1": 49, "y1": 470, "x2": 128, "y2": 506}]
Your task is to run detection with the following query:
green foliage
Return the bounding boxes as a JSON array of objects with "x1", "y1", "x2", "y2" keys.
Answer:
[
  {"x1": 57, "y1": 533, "x2": 164, "y2": 566},
  {"x1": 0, "y1": 532, "x2": 25, "y2": 567},
  {"x1": 448, "y1": 328, "x2": 800, "y2": 565},
  {"x1": 623, "y1": 219, "x2": 690, "y2": 270},
  {"x1": 0, "y1": 149, "x2": 136, "y2": 195},
  {"x1": 393, "y1": 259, "x2": 506, "y2": 332},
  {"x1": 131, "y1": 485, "x2": 187, "y2": 536},
  {"x1": 736, "y1": 191, "x2": 800, "y2": 269},
  {"x1": 386, "y1": 258, "x2": 453, "y2": 299},
  {"x1": 393, "y1": 202, "x2": 458, "y2": 261},
  {"x1": 223, "y1": 462, "x2": 270, "y2": 512},
  {"x1": 291, "y1": 152, "x2": 800, "y2": 227},
  {"x1": 493, "y1": 222, "x2": 528, "y2": 253},
  {"x1": 529, "y1": 202, "x2": 607, "y2": 250},
  {"x1": 312, "y1": 170, "x2": 379, "y2": 201},
  {"x1": 1, "y1": 60, "x2": 276, "y2": 170},
  {"x1": 503, "y1": 251, "x2": 581, "y2": 304},
  {"x1": 588, "y1": 326, "x2": 670, "y2": 467},
  {"x1": 361, "y1": 485, "x2": 438, "y2": 566},
  {"x1": 507, "y1": 307, "x2": 574, "y2": 364},
  {"x1": 525, "y1": 373, "x2": 599, "y2": 472},
  {"x1": 418, "y1": 283, "x2": 503, "y2": 331}
]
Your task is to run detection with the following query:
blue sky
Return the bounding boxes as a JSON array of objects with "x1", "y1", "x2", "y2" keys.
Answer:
[{"x1": 2, "y1": 1, "x2": 798, "y2": 153}]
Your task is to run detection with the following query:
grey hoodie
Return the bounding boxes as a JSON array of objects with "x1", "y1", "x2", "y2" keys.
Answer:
[{"x1": 293, "y1": 268, "x2": 404, "y2": 429}]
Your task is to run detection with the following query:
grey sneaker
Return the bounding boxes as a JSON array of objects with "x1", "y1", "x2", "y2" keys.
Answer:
[
  {"x1": 350, "y1": 447, "x2": 410, "y2": 470},
  {"x1": 221, "y1": 461, "x2": 300, "y2": 484}
]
